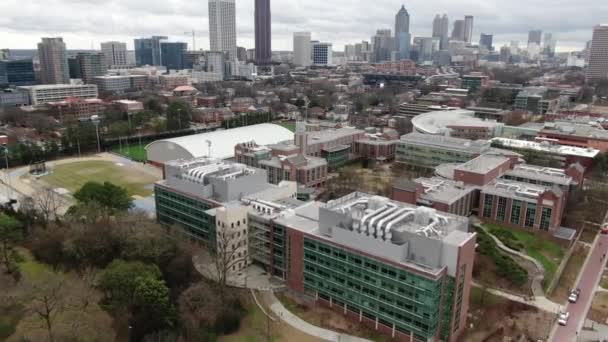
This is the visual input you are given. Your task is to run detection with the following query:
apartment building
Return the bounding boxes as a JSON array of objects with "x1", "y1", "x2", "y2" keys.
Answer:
[{"x1": 17, "y1": 84, "x2": 98, "y2": 105}]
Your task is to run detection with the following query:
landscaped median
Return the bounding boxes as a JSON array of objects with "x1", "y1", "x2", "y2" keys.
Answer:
[{"x1": 484, "y1": 224, "x2": 565, "y2": 290}]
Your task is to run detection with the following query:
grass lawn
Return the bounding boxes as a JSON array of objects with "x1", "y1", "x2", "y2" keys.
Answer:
[
  {"x1": 589, "y1": 292, "x2": 608, "y2": 322},
  {"x1": 112, "y1": 144, "x2": 147, "y2": 162},
  {"x1": 485, "y1": 224, "x2": 565, "y2": 288},
  {"x1": 41, "y1": 160, "x2": 158, "y2": 197},
  {"x1": 278, "y1": 122, "x2": 296, "y2": 132},
  {"x1": 549, "y1": 244, "x2": 589, "y2": 302}
]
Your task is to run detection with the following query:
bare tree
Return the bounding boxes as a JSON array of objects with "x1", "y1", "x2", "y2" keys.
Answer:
[
  {"x1": 33, "y1": 187, "x2": 67, "y2": 228},
  {"x1": 29, "y1": 274, "x2": 68, "y2": 342},
  {"x1": 213, "y1": 227, "x2": 247, "y2": 297}
]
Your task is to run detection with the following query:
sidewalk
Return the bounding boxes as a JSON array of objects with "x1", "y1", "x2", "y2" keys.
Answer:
[
  {"x1": 266, "y1": 291, "x2": 372, "y2": 342},
  {"x1": 472, "y1": 282, "x2": 562, "y2": 313}
]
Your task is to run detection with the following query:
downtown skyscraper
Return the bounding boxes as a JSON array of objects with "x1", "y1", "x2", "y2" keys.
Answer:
[
  {"x1": 293, "y1": 32, "x2": 312, "y2": 67},
  {"x1": 254, "y1": 0, "x2": 272, "y2": 65},
  {"x1": 587, "y1": 24, "x2": 608, "y2": 82},
  {"x1": 394, "y1": 5, "x2": 411, "y2": 60},
  {"x1": 432, "y1": 14, "x2": 449, "y2": 49},
  {"x1": 38, "y1": 37, "x2": 69, "y2": 84},
  {"x1": 208, "y1": 0, "x2": 237, "y2": 60},
  {"x1": 464, "y1": 15, "x2": 474, "y2": 44}
]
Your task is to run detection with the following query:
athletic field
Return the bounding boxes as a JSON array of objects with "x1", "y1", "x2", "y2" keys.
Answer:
[
  {"x1": 41, "y1": 160, "x2": 158, "y2": 197},
  {"x1": 112, "y1": 144, "x2": 147, "y2": 162}
]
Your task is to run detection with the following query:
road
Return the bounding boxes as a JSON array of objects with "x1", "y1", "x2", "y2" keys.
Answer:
[{"x1": 551, "y1": 233, "x2": 608, "y2": 342}]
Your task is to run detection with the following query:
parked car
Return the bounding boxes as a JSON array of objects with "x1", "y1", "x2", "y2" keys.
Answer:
[
  {"x1": 569, "y1": 288, "x2": 581, "y2": 303},
  {"x1": 558, "y1": 311, "x2": 570, "y2": 326},
  {"x1": 602, "y1": 225, "x2": 608, "y2": 235}
]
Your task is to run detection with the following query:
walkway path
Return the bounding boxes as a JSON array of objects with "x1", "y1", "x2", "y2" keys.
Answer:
[
  {"x1": 477, "y1": 224, "x2": 559, "y2": 306},
  {"x1": 265, "y1": 291, "x2": 372, "y2": 342},
  {"x1": 472, "y1": 282, "x2": 562, "y2": 313}
]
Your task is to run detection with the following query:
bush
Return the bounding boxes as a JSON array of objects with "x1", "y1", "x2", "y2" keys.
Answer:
[{"x1": 475, "y1": 227, "x2": 528, "y2": 287}]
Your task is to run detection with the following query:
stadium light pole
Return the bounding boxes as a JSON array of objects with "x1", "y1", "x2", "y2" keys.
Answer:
[
  {"x1": 2, "y1": 144, "x2": 12, "y2": 201},
  {"x1": 91, "y1": 115, "x2": 101, "y2": 153}
]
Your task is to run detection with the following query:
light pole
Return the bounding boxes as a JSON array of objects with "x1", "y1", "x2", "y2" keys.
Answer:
[
  {"x1": 91, "y1": 115, "x2": 101, "y2": 153},
  {"x1": 177, "y1": 109, "x2": 182, "y2": 130},
  {"x1": 1, "y1": 144, "x2": 13, "y2": 201}
]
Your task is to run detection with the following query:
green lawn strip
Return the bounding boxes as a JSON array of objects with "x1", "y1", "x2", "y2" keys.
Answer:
[
  {"x1": 112, "y1": 145, "x2": 147, "y2": 162},
  {"x1": 485, "y1": 224, "x2": 564, "y2": 286},
  {"x1": 278, "y1": 122, "x2": 296, "y2": 132}
]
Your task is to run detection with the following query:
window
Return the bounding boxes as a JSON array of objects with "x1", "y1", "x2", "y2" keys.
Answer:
[
  {"x1": 524, "y1": 203, "x2": 536, "y2": 228},
  {"x1": 483, "y1": 194, "x2": 494, "y2": 218},
  {"x1": 510, "y1": 200, "x2": 522, "y2": 225},
  {"x1": 496, "y1": 197, "x2": 508, "y2": 222},
  {"x1": 540, "y1": 207, "x2": 552, "y2": 231}
]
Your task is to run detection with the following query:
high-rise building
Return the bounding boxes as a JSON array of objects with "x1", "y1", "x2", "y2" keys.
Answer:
[
  {"x1": 293, "y1": 32, "x2": 312, "y2": 67},
  {"x1": 206, "y1": 51, "x2": 226, "y2": 79},
  {"x1": 237, "y1": 46, "x2": 247, "y2": 62},
  {"x1": 464, "y1": 15, "x2": 474, "y2": 44},
  {"x1": 254, "y1": 0, "x2": 272, "y2": 65},
  {"x1": 134, "y1": 36, "x2": 167, "y2": 66},
  {"x1": 75, "y1": 52, "x2": 107, "y2": 84},
  {"x1": 499, "y1": 46, "x2": 511, "y2": 63},
  {"x1": 433, "y1": 14, "x2": 450, "y2": 50},
  {"x1": 0, "y1": 59, "x2": 36, "y2": 87},
  {"x1": 160, "y1": 42, "x2": 188, "y2": 70},
  {"x1": 209, "y1": 0, "x2": 237, "y2": 60},
  {"x1": 37, "y1": 37, "x2": 69, "y2": 84},
  {"x1": 479, "y1": 33, "x2": 493, "y2": 51},
  {"x1": 100, "y1": 41, "x2": 128, "y2": 68},
  {"x1": 587, "y1": 24, "x2": 608, "y2": 82},
  {"x1": 452, "y1": 20, "x2": 465, "y2": 41},
  {"x1": 373, "y1": 29, "x2": 394, "y2": 63},
  {"x1": 528, "y1": 30, "x2": 542, "y2": 45},
  {"x1": 394, "y1": 5, "x2": 411, "y2": 60},
  {"x1": 312, "y1": 42, "x2": 333, "y2": 66},
  {"x1": 543, "y1": 32, "x2": 556, "y2": 57}
]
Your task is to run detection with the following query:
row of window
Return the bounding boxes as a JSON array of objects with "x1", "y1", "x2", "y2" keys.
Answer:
[{"x1": 483, "y1": 194, "x2": 552, "y2": 231}]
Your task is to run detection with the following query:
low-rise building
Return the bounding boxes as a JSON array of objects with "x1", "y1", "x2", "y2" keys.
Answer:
[
  {"x1": 0, "y1": 88, "x2": 30, "y2": 107},
  {"x1": 411, "y1": 109, "x2": 503, "y2": 140},
  {"x1": 159, "y1": 74, "x2": 189, "y2": 90},
  {"x1": 17, "y1": 84, "x2": 99, "y2": 105},
  {"x1": 93, "y1": 75, "x2": 148, "y2": 93},
  {"x1": 396, "y1": 133, "x2": 510, "y2": 169},
  {"x1": 514, "y1": 87, "x2": 557, "y2": 115},
  {"x1": 492, "y1": 137, "x2": 600, "y2": 169},
  {"x1": 47, "y1": 97, "x2": 105, "y2": 122},
  {"x1": 537, "y1": 121, "x2": 608, "y2": 153},
  {"x1": 235, "y1": 140, "x2": 328, "y2": 188},
  {"x1": 112, "y1": 99, "x2": 144, "y2": 114}
]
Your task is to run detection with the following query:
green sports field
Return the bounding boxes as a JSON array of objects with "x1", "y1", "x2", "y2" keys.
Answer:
[
  {"x1": 41, "y1": 160, "x2": 159, "y2": 197},
  {"x1": 112, "y1": 144, "x2": 147, "y2": 162}
]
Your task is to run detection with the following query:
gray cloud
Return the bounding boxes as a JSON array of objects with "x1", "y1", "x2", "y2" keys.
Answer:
[{"x1": 0, "y1": 0, "x2": 604, "y2": 51}]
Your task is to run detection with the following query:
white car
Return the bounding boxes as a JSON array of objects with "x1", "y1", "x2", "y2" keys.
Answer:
[
  {"x1": 568, "y1": 289, "x2": 581, "y2": 303},
  {"x1": 558, "y1": 311, "x2": 569, "y2": 326}
]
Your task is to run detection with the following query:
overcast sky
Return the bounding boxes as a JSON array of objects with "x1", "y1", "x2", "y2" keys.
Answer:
[{"x1": 0, "y1": 0, "x2": 604, "y2": 52}]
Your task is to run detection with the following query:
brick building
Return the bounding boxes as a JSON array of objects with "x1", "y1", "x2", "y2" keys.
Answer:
[{"x1": 46, "y1": 97, "x2": 105, "y2": 122}]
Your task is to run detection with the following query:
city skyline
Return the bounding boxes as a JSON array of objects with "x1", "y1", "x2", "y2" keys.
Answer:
[{"x1": 1, "y1": 0, "x2": 604, "y2": 52}]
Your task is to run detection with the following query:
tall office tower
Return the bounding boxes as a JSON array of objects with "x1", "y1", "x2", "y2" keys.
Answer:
[
  {"x1": 0, "y1": 59, "x2": 36, "y2": 86},
  {"x1": 254, "y1": 0, "x2": 271, "y2": 65},
  {"x1": 293, "y1": 32, "x2": 312, "y2": 67},
  {"x1": 206, "y1": 51, "x2": 226, "y2": 79},
  {"x1": 464, "y1": 15, "x2": 474, "y2": 44},
  {"x1": 543, "y1": 32, "x2": 556, "y2": 57},
  {"x1": 134, "y1": 36, "x2": 167, "y2": 66},
  {"x1": 528, "y1": 30, "x2": 542, "y2": 45},
  {"x1": 394, "y1": 5, "x2": 411, "y2": 60},
  {"x1": 161, "y1": 42, "x2": 188, "y2": 70},
  {"x1": 433, "y1": 14, "x2": 449, "y2": 50},
  {"x1": 432, "y1": 14, "x2": 442, "y2": 38},
  {"x1": 76, "y1": 52, "x2": 107, "y2": 84},
  {"x1": 311, "y1": 42, "x2": 332, "y2": 66},
  {"x1": 100, "y1": 41, "x2": 127, "y2": 68},
  {"x1": 510, "y1": 40, "x2": 520, "y2": 53},
  {"x1": 452, "y1": 20, "x2": 465, "y2": 41},
  {"x1": 344, "y1": 44, "x2": 356, "y2": 61},
  {"x1": 479, "y1": 33, "x2": 493, "y2": 51},
  {"x1": 237, "y1": 46, "x2": 247, "y2": 62},
  {"x1": 587, "y1": 25, "x2": 608, "y2": 82},
  {"x1": 499, "y1": 46, "x2": 511, "y2": 63},
  {"x1": 37, "y1": 37, "x2": 69, "y2": 84},
  {"x1": 373, "y1": 29, "x2": 394, "y2": 63},
  {"x1": 208, "y1": 0, "x2": 237, "y2": 60}
]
